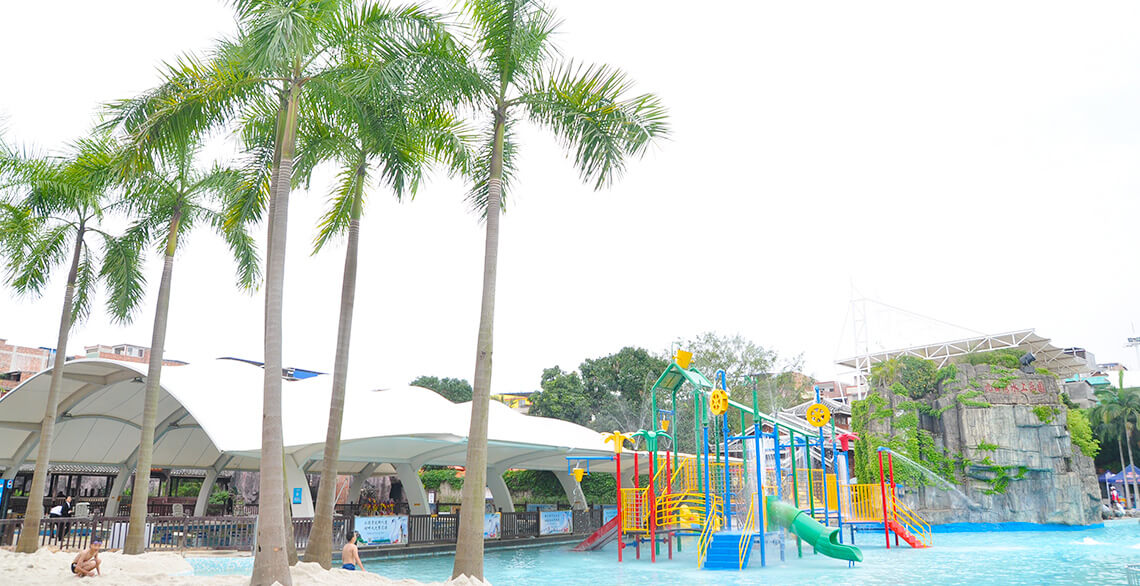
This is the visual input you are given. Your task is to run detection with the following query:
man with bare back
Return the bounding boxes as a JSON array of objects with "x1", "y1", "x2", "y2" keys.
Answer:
[{"x1": 71, "y1": 538, "x2": 101, "y2": 577}]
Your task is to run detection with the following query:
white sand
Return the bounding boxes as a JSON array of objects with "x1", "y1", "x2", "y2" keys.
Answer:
[{"x1": 0, "y1": 549, "x2": 491, "y2": 586}]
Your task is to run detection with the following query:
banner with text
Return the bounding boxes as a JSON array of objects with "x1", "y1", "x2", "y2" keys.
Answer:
[
  {"x1": 355, "y1": 515, "x2": 408, "y2": 545},
  {"x1": 539, "y1": 510, "x2": 572, "y2": 535}
]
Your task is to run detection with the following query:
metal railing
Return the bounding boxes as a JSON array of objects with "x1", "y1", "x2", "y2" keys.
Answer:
[
  {"x1": 696, "y1": 509, "x2": 722, "y2": 569},
  {"x1": 737, "y1": 497, "x2": 756, "y2": 569},
  {"x1": 0, "y1": 507, "x2": 604, "y2": 552},
  {"x1": 890, "y1": 495, "x2": 933, "y2": 547}
]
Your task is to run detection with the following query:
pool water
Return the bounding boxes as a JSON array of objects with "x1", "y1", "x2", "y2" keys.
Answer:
[{"x1": 187, "y1": 519, "x2": 1140, "y2": 584}]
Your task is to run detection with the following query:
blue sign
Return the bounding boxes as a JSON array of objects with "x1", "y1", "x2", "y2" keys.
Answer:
[
  {"x1": 292, "y1": 488, "x2": 302, "y2": 504},
  {"x1": 602, "y1": 505, "x2": 618, "y2": 525},
  {"x1": 539, "y1": 510, "x2": 573, "y2": 535},
  {"x1": 355, "y1": 515, "x2": 407, "y2": 545}
]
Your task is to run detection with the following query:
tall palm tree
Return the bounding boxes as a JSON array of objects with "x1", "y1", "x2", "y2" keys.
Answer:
[
  {"x1": 451, "y1": 1, "x2": 668, "y2": 579},
  {"x1": 1095, "y1": 388, "x2": 1140, "y2": 508},
  {"x1": 106, "y1": 3, "x2": 457, "y2": 581},
  {"x1": 1092, "y1": 411, "x2": 1129, "y2": 507},
  {"x1": 0, "y1": 133, "x2": 145, "y2": 553},
  {"x1": 118, "y1": 141, "x2": 260, "y2": 554},
  {"x1": 287, "y1": 77, "x2": 470, "y2": 568}
]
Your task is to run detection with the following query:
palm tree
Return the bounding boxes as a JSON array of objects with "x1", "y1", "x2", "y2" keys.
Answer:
[
  {"x1": 0, "y1": 134, "x2": 145, "y2": 553},
  {"x1": 106, "y1": 3, "x2": 458, "y2": 581},
  {"x1": 1092, "y1": 412, "x2": 1129, "y2": 507},
  {"x1": 119, "y1": 141, "x2": 260, "y2": 554},
  {"x1": 1095, "y1": 388, "x2": 1140, "y2": 509},
  {"x1": 290, "y1": 70, "x2": 470, "y2": 568},
  {"x1": 451, "y1": 1, "x2": 668, "y2": 579}
]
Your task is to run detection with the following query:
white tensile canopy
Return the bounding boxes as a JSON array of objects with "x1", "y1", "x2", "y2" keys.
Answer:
[{"x1": 0, "y1": 358, "x2": 623, "y2": 516}]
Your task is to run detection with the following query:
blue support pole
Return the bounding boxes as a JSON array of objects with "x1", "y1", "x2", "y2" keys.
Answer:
[{"x1": 753, "y1": 423, "x2": 765, "y2": 567}]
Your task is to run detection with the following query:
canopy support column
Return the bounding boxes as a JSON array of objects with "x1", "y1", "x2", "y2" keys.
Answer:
[
  {"x1": 194, "y1": 455, "x2": 232, "y2": 517},
  {"x1": 2, "y1": 432, "x2": 37, "y2": 481},
  {"x1": 105, "y1": 464, "x2": 132, "y2": 516},
  {"x1": 284, "y1": 453, "x2": 315, "y2": 517},
  {"x1": 487, "y1": 469, "x2": 515, "y2": 513},
  {"x1": 347, "y1": 463, "x2": 380, "y2": 504},
  {"x1": 556, "y1": 471, "x2": 588, "y2": 511},
  {"x1": 394, "y1": 463, "x2": 430, "y2": 515}
]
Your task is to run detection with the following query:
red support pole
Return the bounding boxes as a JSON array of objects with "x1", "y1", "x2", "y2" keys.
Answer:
[
  {"x1": 888, "y1": 453, "x2": 898, "y2": 547},
  {"x1": 616, "y1": 452, "x2": 623, "y2": 562},
  {"x1": 635, "y1": 451, "x2": 641, "y2": 559},
  {"x1": 650, "y1": 458, "x2": 656, "y2": 563},
  {"x1": 878, "y1": 450, "x2": 890, "y2": 549}
]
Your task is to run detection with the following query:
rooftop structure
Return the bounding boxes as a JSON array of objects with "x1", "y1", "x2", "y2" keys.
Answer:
[
  {"x1": 0, "y1": 358, "x2": 615, "y2": 518},
  {"x1": 837, "y1": 329, "x2": 1097, "y2": 397}
]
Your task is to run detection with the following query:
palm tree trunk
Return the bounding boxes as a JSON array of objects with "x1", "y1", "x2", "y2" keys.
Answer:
[
  {"x1": 453, "y1": 110, "x2": 506, "y2": 581},
  {"x1": 302, "y1": 162, "x2": 365, "y2": 569},
  {"x1": 16, "y1": 226, "x2": 84, "y2": 553},
  {"x1": 1129, "y1": 419, "x2": 1139, "y2": 510},
  {"x1": 252, "y1": 84, "x2": 298, "y2": 586},
  {"x1": 1119, "y1": 435, "x2": 1131, "y2": 508},
  {"x1": 124, "y1": 207, "x2": 182, "y2": 554}
]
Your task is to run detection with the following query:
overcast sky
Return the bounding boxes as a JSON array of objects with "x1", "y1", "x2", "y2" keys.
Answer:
[{"x1": 2, "y1": 1, "x2": 1139, "y2": 395}]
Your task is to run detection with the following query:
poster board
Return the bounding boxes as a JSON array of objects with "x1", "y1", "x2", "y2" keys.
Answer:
[
  {"x1": 484, "y1": 513, "x2": 500, "y2": 539},
  {"x1": 355, "y1": 515, "x2": 408, "y2": 545},
  {"x1": 539, "y1": 510, "x2": 572, "y2": 535},
  {"x1": 602, "y1": 506, "x2": 618, "y2": 525}
]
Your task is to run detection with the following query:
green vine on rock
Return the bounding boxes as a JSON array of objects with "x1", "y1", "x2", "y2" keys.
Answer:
[
  {"x1": 956, "y1": 389, "x2": 991, "y2": 408},
  {"x1": 1032, "y1": 405, "x2": 1060, "y2": 423}
]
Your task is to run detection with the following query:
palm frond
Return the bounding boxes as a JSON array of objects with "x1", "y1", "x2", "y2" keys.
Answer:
[
  {"x1": 465, "y1": 116, "x2": 517, "y2": 216},
  {"x1": 519, "y1": 62, "x2": 669, "y2": 189},
  {"x1": 71, "y1": 245, "x2": 97, "y2": 325},
  {"x1": 98, "y1": 228, "x2": 148, "y2": 325},
  {"x1": 312, "y1": 162, "x2": 366, "y2": 253},
  {"x1": 463, "y1": 0, "x2": 559, "y2": 88},
  {"x1": 5, "y1": 221, "x2": 74, "y2": 297}
]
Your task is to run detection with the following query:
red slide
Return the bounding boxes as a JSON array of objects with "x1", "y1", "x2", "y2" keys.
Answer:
[
  {"x1": 887, "y1": 519, "x2": 927, "y2": 549},
  {"x1": 572, "y1": 516, "x2": 620, "y2": 551}
]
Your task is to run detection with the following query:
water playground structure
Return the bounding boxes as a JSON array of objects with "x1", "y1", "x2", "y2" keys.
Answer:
[{"x1": 571, "y1": 350, "x2": 933, "y2": 571}]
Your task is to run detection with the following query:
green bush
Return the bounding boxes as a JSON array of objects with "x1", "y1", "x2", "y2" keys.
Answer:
[
  {"x1": 962, "y1": 349, "x2": 1024, "y2": 370},
  {"x1": 420, "y1": 468, "x2": 463, "y2": 491},
  {"x1": 1032, "y1": 405, "x2": 1060, "y2": 423},
  {"x1": 1067, "y1": 409, "x2": 1100, "y2": 458}
]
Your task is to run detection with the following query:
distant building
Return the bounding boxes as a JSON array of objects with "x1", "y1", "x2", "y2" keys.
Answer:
[
  {"x1": 0, "y1": 338, "x2": 55, "y2": 393},
  {"x1": 813, "y1": 380, "x2": 860, "y2": 403},
  {"x1": 84, "y1": 343, "x2": 188, "y2": 367},
  {"x1": 492, "y1": 392, "x2": 535, "y2": 413}
]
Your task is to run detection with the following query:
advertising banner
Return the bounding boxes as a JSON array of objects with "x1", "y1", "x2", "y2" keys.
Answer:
[
  {"x1": 539, "y1": 510, "x2": 572, "y2": 535},
  {"x1": 526, "y1": 503, "x2": 556, "y2": 512},
  {"x1": 484, "y1": 513, "x2": 500, "y2": 539},
  {"x1": 355, "y1": 515, "x2": 408, "y2": 545},
  {"x1": 602, "y1": 506, "x2": 618, "y2": 526}
]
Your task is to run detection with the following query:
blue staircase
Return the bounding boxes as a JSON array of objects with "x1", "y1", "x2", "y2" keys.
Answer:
[{"x1": 703, "y1": 531, "x2": 753, "y2": 570}]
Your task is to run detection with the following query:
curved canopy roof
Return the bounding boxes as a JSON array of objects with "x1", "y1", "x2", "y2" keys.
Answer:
[{"x1": 0, "y1": 358, "x2": 615, "y2": 476}]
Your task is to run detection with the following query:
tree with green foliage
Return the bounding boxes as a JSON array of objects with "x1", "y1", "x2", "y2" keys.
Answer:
[
  {"x1": 451, "y1": 1, "x2": 667, "y2": 579},
  {"x1": 529, "y1": 366, "x2": 590, "y2": 426},
  {"x1": 288, "y1": 55, "x2": 470, "y2": 569},
  {"x1": 1093, "y1": 387, "x2": 1140, "y2": 509},
  {"x1": 120, "y1": 141, "x2": 260, "y2": 555},
  {"x1": 411, "y1": 376, "x2": 473, "y2": 403},
  {"x1": 0, "y1": 133, "x2": 147, "y2": 553},
  {"x1": 581, "y1": 347, "x2": 668, "y2": 433},
  {"x1": 107, "y1": 2, "x2": 460, "y2": 580}
]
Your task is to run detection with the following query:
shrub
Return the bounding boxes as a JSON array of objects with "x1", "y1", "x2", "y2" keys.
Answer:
[{"x1": 1066, "y1": 409, "x2": 1100, "y2": 458}]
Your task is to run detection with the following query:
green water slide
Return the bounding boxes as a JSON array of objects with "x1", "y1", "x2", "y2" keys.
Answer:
[{"x1": 766, "y1": 499, "x2": 863, "y2": 563}]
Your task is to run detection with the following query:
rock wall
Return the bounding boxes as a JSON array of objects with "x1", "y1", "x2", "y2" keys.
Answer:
[{"x1": 865, "y1": 364, "x2": 1101, "y2": 525}]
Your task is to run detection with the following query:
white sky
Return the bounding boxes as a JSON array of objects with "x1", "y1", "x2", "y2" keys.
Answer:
[{"x1": 2, "y1": 1, "x2": 1140, "y2": 395}]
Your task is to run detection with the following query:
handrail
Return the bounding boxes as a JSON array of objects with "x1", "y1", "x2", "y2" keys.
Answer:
[
  {"x1": 696, "y1": 509, "x2": 721, "y2": 568},
  {"x1": 890, "y1": 494, "x2": 933, "y2": 547},
  {"x1": 737, "y1": 496, "x2": 756, "y2": 569}
]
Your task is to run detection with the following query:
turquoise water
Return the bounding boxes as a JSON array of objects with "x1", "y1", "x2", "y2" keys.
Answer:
[{"x1": 187, "y1": 520, "x2": 1140, "y2": 584}]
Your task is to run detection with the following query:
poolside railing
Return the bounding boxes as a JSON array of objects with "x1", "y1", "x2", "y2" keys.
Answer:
[{"x1": 0, "y1": 506, "x2": 605, "y2": 552}]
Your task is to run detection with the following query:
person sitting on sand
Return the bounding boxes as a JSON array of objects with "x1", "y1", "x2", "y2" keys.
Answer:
[
  {"x1": 341, "y1": 532, "x2": 366, "y2": 572},
  {"x1": 71, "y1": 538, "x2": 102, "y2": 577}
]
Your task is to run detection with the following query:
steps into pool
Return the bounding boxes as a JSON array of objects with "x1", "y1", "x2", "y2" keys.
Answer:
[{"x1": 702, "y1": 531, "x2": 752, "y2": 570}]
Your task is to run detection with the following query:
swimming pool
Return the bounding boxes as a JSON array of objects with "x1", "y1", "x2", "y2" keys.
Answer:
[{"x1": 187, "y1": 519, "x2": 1140, "y2": 584}]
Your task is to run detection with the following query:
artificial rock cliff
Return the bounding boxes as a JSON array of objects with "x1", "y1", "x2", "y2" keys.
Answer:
[{"x1": 865, "y1": 364, "x2": 1101, "y2": 525}]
